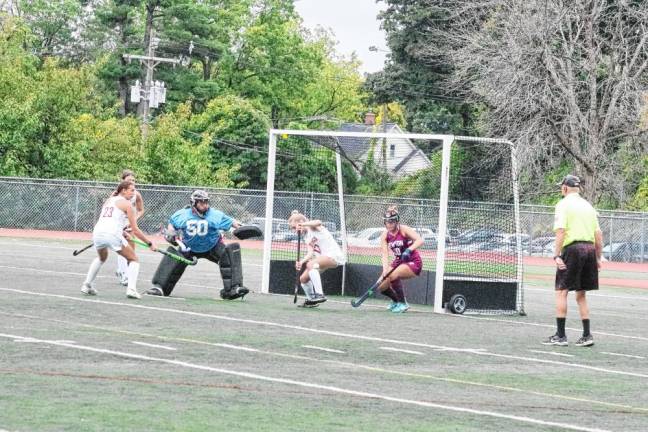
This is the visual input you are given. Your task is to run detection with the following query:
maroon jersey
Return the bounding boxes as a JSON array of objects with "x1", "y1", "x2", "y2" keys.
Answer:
[{"x1": 386, "y1": 228, "x2": 423, "y2": 275}]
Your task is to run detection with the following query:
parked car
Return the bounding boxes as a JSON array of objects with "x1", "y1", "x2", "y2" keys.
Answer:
[
  {"x1": 603, "y1": 242, "x2": 648, "y2": 263},
  {"x1": 347, "y1": 227, "x2": 384, "y2": 247},
  {"x1": 453, "y1": 228, "x2": 504, "y2": 245},
  {"x1": 247, "y1": 217, "x2": 289, "y2": 236},
  {"x1": 529, "y1": 236, "x2": 555, "y2": 255},
  {"x1": 420, "y1": 233, "x2": 439, "y2": 250}
]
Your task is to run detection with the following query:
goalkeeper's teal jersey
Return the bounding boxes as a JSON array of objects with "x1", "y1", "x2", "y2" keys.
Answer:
[{"x1": 169, "y1": 207, "x2": 233, "y2": 253}]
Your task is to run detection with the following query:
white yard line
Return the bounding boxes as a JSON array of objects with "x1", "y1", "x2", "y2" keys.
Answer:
[
  {"x1": 525, "y1": 286, "x2": 648, "y2": 302},
  {"x1": 601, "y1": 352, "x2": 646, "y2": 360},
  {"x1": 6, "y1": 311, "x2": 648, "y2": 414},
  {"x1": 528, "y1": 350, "x2": 574, "y2": 358},
  {"x1": 302, "y1": 345, "x2": 345, "y2": 354},
  {"x1": 3, "y1": 287, "x2": 648, "y2": 380},
  {"x1": 379, "y1": 346, "x2": 424, "y2": 355},
  {"x1": 131, "y1": 341, "x2": 176, "y2": 351},
  {"x1": 214, "y1": 343, "x2": 259, "y2": 352},
  {"x1": 0, "y1": 332, "x2": 613, "y2": 432}
]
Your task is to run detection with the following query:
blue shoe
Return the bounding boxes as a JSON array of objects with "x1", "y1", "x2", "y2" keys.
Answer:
[
  {"x1": 387, "y1": 301, "x2": 398, "y2": 311},
  {"x1": 391, "y1": 302, "x2": 410, "y2": 313}
]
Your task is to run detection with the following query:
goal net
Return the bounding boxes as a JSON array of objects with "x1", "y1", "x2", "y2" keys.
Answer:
[{"x1": 260, "y1": 128, "x2": 524, "y2": 315}]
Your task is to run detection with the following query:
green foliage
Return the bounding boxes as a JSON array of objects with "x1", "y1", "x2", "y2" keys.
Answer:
[
  {"x1": 275, "y1": 136, "x2": 338, "y2": 193},
  {"x1": 189, "y1": 95, "x2": 270, "y2": 188},
  {"x1": 0, "y1": 2, "x2": 373, "y2": 194},
  {"x1": 355, "y1": 139, "x2": 393, "y2": 194},
  {"x1": 630, "y1": 157, "x2": 648, "y2": 211},
  {"x1": 145, "y1": 103, "x2": 218, "y2": 186},
  {"x1": 19, "y1": 0, "x2": 83, "y2": 59},
  {"x1": 53, "y1": 114, "x2": 144, "y2": 181}
]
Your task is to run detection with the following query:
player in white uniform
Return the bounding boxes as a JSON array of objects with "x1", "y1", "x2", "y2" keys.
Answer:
[
  {"x1": 115, "y1": 170, "x2": 144, "y2": 286},
  {"x1": 81, "y1": 180, "x2": 156, "y2": 299},
  {"x1": 288, "y1": 210, "x2": 346, "y2": 306}
]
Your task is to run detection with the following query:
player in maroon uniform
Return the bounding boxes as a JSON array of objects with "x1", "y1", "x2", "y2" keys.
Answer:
[{"x1": 377, "y1": 206, "x2": 424, "y2": 313}]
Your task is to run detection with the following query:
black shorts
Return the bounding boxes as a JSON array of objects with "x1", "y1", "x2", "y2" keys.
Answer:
[{"x1": 555, "y1": 242, "x2": 599, "y2": 291}]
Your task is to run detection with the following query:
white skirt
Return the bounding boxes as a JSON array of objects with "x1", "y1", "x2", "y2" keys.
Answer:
[{"x1": 93, "y1": 232, "x2": 124, "y2": 252}]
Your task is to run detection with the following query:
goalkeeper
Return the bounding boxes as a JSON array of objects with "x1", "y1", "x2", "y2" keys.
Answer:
[
  {"x1": 146, "y1": 190, "x2": 251, "y2": 300},
  {"x1": 376, "y1": 206, "x2": 424, "y2": 313}
]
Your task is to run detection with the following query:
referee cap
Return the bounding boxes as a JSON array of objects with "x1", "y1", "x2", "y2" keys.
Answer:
[{"x1": 557, "y1": 174, "x2": 581, "y2": 187}]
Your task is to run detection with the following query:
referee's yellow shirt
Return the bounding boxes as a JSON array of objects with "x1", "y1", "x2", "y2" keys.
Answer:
[{"x1": 553, "y1": 193, "x2": 600, "y2": 247}]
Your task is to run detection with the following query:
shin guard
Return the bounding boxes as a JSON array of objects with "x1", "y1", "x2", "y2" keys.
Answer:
[
  {"x1": 151, "y1": 247, "x2": 188, "y2": 296},
  {"x1": 218, "y1": 242, "x2": 243, "y2": 292}
]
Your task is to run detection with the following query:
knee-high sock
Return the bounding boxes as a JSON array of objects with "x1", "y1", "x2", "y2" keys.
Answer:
[
  {"x1": 84, "y1": 258, "x2": 103, "y2": 285},
  {"x1": 127, "y1": 261, "x2": 140, "y2": 292},
  {"x1": 309, "y1": 269, "x2": 323, "y2": 295},
  {"x1": 390, "y1": 279, "x2": 405, "y2": 303},
  {"x1": 117, "y1": 254, "x2": 128, "y2": 276},
  {"x1": 381, "y1": 287, "x2": 399, "y2": 303},
  {"x1": 301, "y1": 280, "x2": 315, "y2": 299}
]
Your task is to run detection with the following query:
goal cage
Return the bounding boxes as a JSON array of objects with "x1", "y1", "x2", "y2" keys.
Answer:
[{"x1": 260, "y1": 128, "x2": 524, "y2": 315}]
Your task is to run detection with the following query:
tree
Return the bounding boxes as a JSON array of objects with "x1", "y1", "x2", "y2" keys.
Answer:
[
  {"x1": 366, "y1": 0, "x2": 476, "y2": 135},
  {"x1": 222, "y1": 0, "x2": 326, "y2": 127},
  {"x1": 188, "y1": 94, "x2": 270, "y2": 188},
  {"x1": 14, "y1": 0, "x2": 84, "y2": 60},
  {"x1": 145, "y1": 103, "x2": 218, "y2": 186},
  {"x1": 88, "y1": 0, "x2": 144, "y2": 115},
  {"x1": 438, "y1": 0, "x2": 648, "y2": 205}
]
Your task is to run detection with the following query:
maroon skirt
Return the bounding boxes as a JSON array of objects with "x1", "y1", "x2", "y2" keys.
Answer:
[{"x1": 391, "y1": 254, "x2": 423, "y2": 275}]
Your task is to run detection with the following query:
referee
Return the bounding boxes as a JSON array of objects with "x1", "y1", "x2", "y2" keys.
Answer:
[{"x1": 543, "y1": 175, "x2": 603, "y2": 347}]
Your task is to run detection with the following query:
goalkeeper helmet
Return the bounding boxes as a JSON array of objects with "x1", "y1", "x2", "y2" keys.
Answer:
[{"x1": 190, "y1": 190, "x2": 210, "y2": 217}]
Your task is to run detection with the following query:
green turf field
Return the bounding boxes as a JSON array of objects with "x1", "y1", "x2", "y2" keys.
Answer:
[{"x1": 1, "y1": 237, "x2": 647, "y2": 431}]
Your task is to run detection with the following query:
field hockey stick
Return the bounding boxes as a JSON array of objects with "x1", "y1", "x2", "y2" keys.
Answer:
[
  {"x1": 72, "y1": 243, "x2": 94, "y2": 256},
  {"x1": 293, "y1": 230, "x2": 302, "y2": 304},
  {"x1": 351, "y1": 265, "x2": 399, "y2": 308},
  {"x1": 131, "y1": 237, "x2": 198, "y2": 266}
]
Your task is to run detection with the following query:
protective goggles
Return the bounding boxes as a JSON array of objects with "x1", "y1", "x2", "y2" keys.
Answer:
[{"x1": 382, "y1": 213, "x2": 399, "y2": 224}]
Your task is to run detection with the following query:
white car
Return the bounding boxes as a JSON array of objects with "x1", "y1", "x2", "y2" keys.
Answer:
[{"x1": 347, "y1": 227, "x2": 385, "y2": 248}]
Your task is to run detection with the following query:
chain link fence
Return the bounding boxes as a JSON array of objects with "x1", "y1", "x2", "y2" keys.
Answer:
[{"x1": 1, "y1": 176, "x2": 646, "y2": 263}]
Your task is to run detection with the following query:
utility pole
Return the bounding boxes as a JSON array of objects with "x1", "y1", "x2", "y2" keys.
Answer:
[{"x1": 123, "y1": 29, "x2": 180, "y2": 138}]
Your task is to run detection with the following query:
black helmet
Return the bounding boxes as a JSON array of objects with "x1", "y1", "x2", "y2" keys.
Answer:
[{"x1": 190, "y1": 190, "x2": 210, "y2": 217}]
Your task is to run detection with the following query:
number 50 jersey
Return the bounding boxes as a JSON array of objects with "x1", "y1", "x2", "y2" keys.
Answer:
[{"x1": 169, "y1": 207, "x2": 234, "y2": 253}]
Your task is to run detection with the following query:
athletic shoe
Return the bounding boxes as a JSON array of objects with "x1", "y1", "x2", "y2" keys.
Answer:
[
  {"x1": 81, "y1": 283, "x2": 97, "y2": 296},
  {"x1": 391, "y1": 302, "x2": 410, "y2": 313},
  {"x1": 575, "y1": 335, "x2": 594, "y2": 347},
  {"x1": 126, "y1": 288, "x2": 141, "y2": 299},
  {"x1": 220, "y1": 286, "x2": 249, "y2": 300},
  {"x1": 387, "y1": 301, "x2": 398, "y2": 311},
  {"x1": 119, "y1": 275, "x2": 129, "y2": 286},
  {"x1": 304, "y1": 294, "x2": 326, "y2": 306},
  {"x1": 542, "y1": 334, "x2": 568, "y2": 346},
  {"x1": 146, "y1": 286, "x2": 164, "y2": 296},
  {"x1": 312, "y1": 293, "x2": 327, "y2": 304}
]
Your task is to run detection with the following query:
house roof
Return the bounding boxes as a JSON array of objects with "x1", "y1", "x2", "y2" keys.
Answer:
[
  {"x1": 337, "y1": 123, "x2": 400, "y2": 161},
  {"x1": 303, "y1": 122, "x2": 432, "y2": 176}
]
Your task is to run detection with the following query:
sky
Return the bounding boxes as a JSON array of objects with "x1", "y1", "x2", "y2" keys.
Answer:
[{"x1": 294, "y1": 0, "x2": 388, "y2": 75}]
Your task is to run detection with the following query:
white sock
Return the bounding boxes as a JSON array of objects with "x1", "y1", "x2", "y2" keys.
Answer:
[
  {"x1": 85, "y1": 258, "x2": 103, "y2": 285},
  {"x1": 309, "y1": 269, "x2": 323, "y2": 295},
  {"x1": 117, "y1": 255, "x2": 128, "y2": 276},
  {"x1": 127, "y1": 261, "x2": 140, "y2": 292},
  {"x1": 301, "y1": 281, "x2": 315, "y2": 299}
]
